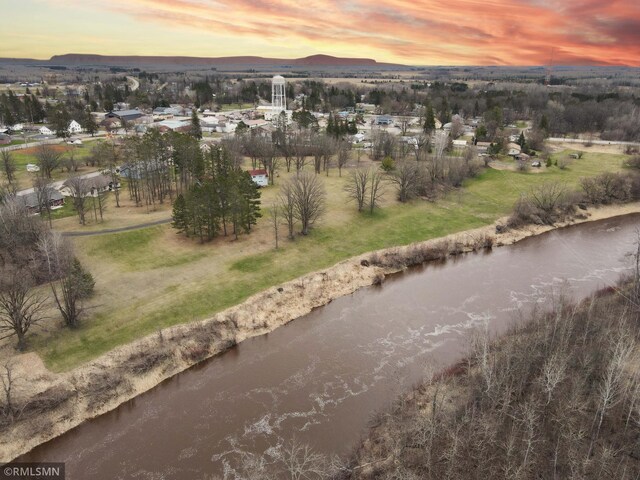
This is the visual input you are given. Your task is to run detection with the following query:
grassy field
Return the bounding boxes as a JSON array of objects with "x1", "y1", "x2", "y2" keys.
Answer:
[
  {"x1": 8, "y1": 142, "x2": 99, "y2": 187},
  {"x1": 218, "y1": 103, "x2": 254, "y2": 111},
  {"x1": 30, "y1": 149, "x2": 627, "y2": 371}
]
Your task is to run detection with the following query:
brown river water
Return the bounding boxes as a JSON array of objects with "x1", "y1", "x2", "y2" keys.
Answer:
[{"x1": 19, "y1": 214, "x2": 640, "y2": 478}]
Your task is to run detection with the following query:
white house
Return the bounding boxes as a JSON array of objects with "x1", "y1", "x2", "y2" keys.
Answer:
[
  {"x1": 218, "y1": 122, "x2": 237, "y2": 134},
  {"x1": 249, "y1": 169, "x2": 268, "y2": 187},
  {"x1": 39, "y1": 126, "x2": 53, "y2": 135},
  {"x1": 352, "y1": 133, "x2": 366, "y2": 143},
  {"x1": 68, "y1": 120, "x2": 83, "y2": 134}
]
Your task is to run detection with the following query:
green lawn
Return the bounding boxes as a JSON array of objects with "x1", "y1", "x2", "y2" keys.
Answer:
[
  {"x1": 218, "y1": 103, "x2": 254, "y2": 111},
  {"x1": 9, "y1": 142, "x2": 100, "y2": 187},
  {"x1": 32, "y1": 150, "x2": 628, "y2": 371},
  {"x1": 85, "y1": 226, "x2": 206, "y2": 271}
]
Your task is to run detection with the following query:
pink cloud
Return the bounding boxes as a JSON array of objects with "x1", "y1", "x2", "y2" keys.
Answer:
[{"x1": 54, "y1": 0, "x2": 640, "y2": 65}]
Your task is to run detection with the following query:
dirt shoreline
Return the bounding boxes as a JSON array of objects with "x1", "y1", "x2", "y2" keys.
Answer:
[{"x1": 2, "y1": 202, "x2": 640, "y2": 463}]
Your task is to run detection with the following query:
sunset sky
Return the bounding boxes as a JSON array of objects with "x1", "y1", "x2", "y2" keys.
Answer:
[{"x1": 2, "y1": 0, "x2": 639, "y2": 66}]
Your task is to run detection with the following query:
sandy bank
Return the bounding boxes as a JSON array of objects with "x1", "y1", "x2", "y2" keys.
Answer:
[{"x1": 2, "y1": 202, "x2": 640, "y2": 462}]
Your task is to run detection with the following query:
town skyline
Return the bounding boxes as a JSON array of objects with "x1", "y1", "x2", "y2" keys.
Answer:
[{"x1": 2, "y1": 0, "x2": 639, "y2": 66}]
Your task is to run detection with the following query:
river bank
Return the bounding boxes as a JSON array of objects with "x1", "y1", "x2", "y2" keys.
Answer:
[
  {"x1": 2, "y1": 201, "x2": 640, "y2": 463},
  {"x1": 341, "y1": 274, "x2": 640, "y2": 479}
]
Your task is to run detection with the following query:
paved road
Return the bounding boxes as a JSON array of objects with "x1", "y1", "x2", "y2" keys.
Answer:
[
  {"x1": 126, "y1": 76, "x2": 140, "y2": 92},
  {"x1": 547, "y1": 137, "x2": 640, "y2": 147},
  {"x1": 60, "y1": 217, "x2": 172, "y2": 237}
]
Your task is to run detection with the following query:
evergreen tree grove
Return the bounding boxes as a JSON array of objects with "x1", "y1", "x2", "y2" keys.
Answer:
[{"x1": 171, "y1": 147, "x2": 261, "y2": 242}]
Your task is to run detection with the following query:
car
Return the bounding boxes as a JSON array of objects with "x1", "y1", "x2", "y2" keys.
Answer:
[
  {"x1": 26, "y1": 163, "x2": 40, "y2": 172},
  {"x1": 531, "y1": 161, "x2": 541, "y2": 168}
]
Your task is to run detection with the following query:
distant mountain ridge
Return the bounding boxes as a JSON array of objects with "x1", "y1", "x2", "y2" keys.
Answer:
[{"x1": 12, "y1": 53, "x2": 403, "y2": 68}]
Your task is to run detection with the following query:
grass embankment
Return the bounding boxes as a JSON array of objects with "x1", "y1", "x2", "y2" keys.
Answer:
[
  {"x1": 34, "y1": 150, "x2": 626, "y2": 371},
  {"x1": 342, "y1": 279, "x2": 640, "y2": 479}
]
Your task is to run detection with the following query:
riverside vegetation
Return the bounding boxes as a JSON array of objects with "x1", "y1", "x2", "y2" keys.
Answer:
[{"x1": 339, "y1": 273, "x2": 640, "y2": 480}]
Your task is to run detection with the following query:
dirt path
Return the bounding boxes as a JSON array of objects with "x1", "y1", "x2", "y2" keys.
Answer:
[{"x1": 60, "y1": 217, "x2": 172, "y2": 237}]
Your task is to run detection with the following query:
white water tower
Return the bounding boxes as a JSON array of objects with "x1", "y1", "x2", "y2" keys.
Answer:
[{"x1": 271, "y1": 75, "x2": 286, "y2": 113}]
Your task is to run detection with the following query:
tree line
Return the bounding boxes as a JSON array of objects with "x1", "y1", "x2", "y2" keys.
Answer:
[{"x1": 0, "y1": 198, "x2": 94, "y2": 351}]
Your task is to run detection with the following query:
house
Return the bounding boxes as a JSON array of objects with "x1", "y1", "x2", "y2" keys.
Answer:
[
  {"x1": 243, "y1": 119, "x2": 269, "y2": 130},
  {"x1": 475, "y1": 141, "x2": 491, "y2": 153},
  {"x1": 154, "y1": 119, "x2": 190, "y2": 133},
  {"x1": 507, "y1": 143, "x2": 522, "y2": 156},
  {"x1": 356, "y1": 103, "x2": 376, "y2": 114},
  {"x1": 39, "y1": 126, "x2": 53, "y2": 136},
  {"x1": 105, "y1": 109, "x2": 144, "y2": 123},
  {"x1": 352, "y1": 133, "x2": 366, "y2": 143},
  {"x1": 101, "y1": 117, "x2": 122, "y2": 130},
  {"x1": 67, "y1": 120, "x2": 83, "y2": 134},
  {"x1": 16, "y1": 190, "x2": 65, "y2": 214},
  {"x1": 153, "y1": 106, "x2": 185, "y2": 117},
  {"x1": 217, "y1": 122, "x2": 237, "y2": 134},
  {"x1": 0, "y1": 133, "x2": 11, "y2": 145},
  {"x1": 249, "y1": 169, "x2": 268, "y2": 187},
  {"x1": 61, "y1": 174, "x2": 118, "y2": 197},
  {"x1": 375, "y1": 115, "x2": 393, "y2": 126}
]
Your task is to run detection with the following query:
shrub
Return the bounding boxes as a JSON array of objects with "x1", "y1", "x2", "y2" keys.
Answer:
[
  {"x1": 381, "y1": 156, "x2": 395, "y2": 172},
  {"x1": 580, "y1": 172, "x2": 632, "y2": 205},
  {"x1": 624, "y1": 156, "x2": 640, "y2": 169}
]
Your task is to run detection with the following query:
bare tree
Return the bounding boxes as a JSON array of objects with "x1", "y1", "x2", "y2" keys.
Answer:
[
  {"x1": 413, "y1": 132, "x2": 431, "y2": 162},
  {"x1": 63, "y1": 146, "x2": 80, "y2": 173},
  {"x1": 276, "y1": 438, "x2": 331, "y2": 480},
  {"x1": 0, "y1": 269, "x2": 47, "y2": 350},
  {"x1": 259, "y1": 142, "x2": 280, "y2": 186},
  {"x1": 32, "y1": 176, "x2": 55, "y2": 227},
  {"x1": 270, "y1": 202, "x2": 280, "y2": 250},
  {"x1": 64, "y1": 175, "x2": 91, "y2": 225},
  {"x1": 35, "y1": 144, "x2": 63, "y2": 179},
  {"x1": 450, "y1": 114, "x2": 465, "y2": 139},
  {"x1": 368, "y1": 169, "x2": 386, "y2": 213},
  {"x1": 345, "y1": 168, "x2": 369, "y2": 212},
  {"x1": 0, "y1": 362, "x2": 22, "y2": 424},
  {"x1": 541, "y1": 353, "x2": 567, "y2": 405},
  {"x1": 38, "y1": 232, "x2": 94, "y2": 329},
  {"x1": 528, "y1": 182, "x2": 568, "y2": 217},
  {"x1": 336, "y1": 141, "x2": 351, "y2": 177},
  {"x1": 279, "y1": 182, "x2": 296, "y2": 240},
  {"x1": 1, "y1": 150, "x2": 16, "y2": 184},
  {"x1": 289, "y1": 172, "x2": 325, "y2": 235},
  {"x1": 390, "y1": 161, "x2": 420, "y2": 202},
  {"x1": 398, "y1": 116, "x2": 412, "y2": 136},
  {"x1": 292, "y1": 136, "x2": 309, "y2": 172}
]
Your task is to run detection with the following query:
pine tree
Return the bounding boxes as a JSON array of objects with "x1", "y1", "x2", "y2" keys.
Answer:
[
  {"x1": 326, "y1": 113, "x2": 335, "y2": 137},
  {"x1": 423, "y1": 104, "x2": 436, "y2": 134},
  {"x1": 237, "y1": 171, "x2": 261, "y2": 233},
  {"x1": 189, "y1": 109, "x2": 202, "y2": 139},
  {"x1": 172, "y1": 193, "x2": 189, "y2": 235},
  {"x1": 82, "y1": 110, "x2": 98, "y2": 136},
  {"x1": 539, "y1": 114, "x2": 549, "y2": 132}
]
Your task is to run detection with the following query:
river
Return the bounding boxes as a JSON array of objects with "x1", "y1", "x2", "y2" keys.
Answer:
[{"x1": 20, "y1": 214, "x2": 640, "y2": 478}]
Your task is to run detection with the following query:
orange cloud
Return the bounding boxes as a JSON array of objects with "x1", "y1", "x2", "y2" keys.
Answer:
[{"x1": 42, "y1": 0, "x2": 640, "y2": 65}]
